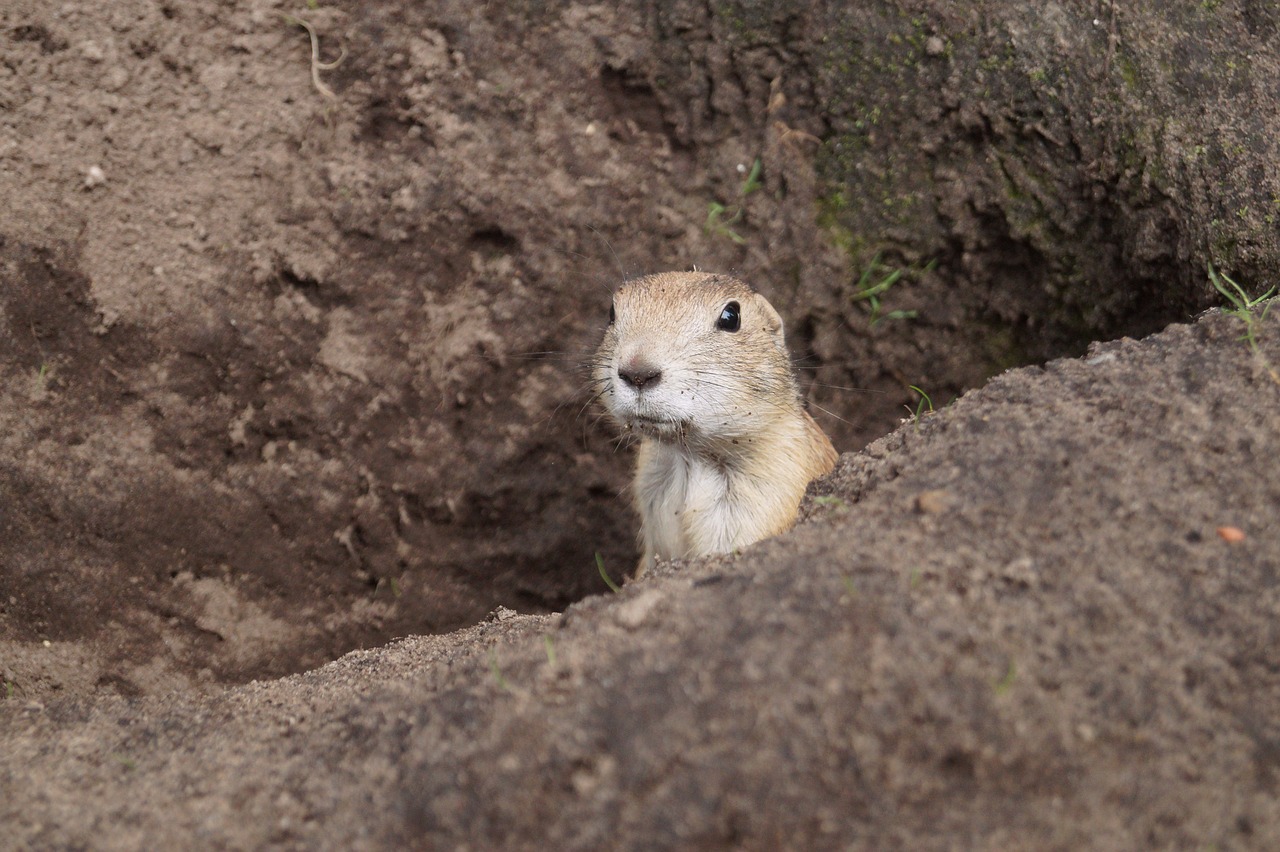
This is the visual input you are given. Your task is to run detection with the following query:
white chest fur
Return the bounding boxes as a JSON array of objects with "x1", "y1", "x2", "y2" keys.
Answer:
[
  {"x1": 633, "y1": 435, "x2": 810, "y2": 573},
  {"x1": 635, "y1": 442, "x2": 716, "y2": 563}
]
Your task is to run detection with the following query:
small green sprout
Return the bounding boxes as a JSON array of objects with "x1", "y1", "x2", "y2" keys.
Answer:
[
  {"x1": 705, "y1": 202, "x2": 745, "y2": 244},
  {"x1": 851, "y1": 253, "x2": 921, "y2": 326},
  {"x1": 595, "y1": 552, "x2": 621, "y2": 593},
  {"x1": 488, "y1": 647, "x2": 511, "y2": 692},
  {"x1": 32, "y1": 362, "x2": 51, "y2": 394},
  {"x1": 995, "y1": 659, "x2": 1018, "y2": 696},
  {"x1": 1210, "y1": 265, "x2": 1274, "y2": 345},
  {"x1": 376, "y1": 576, "x2": 401, "y2": 599},
  {"x1": 543, "y1": 635, "x2": 557, "y2": 668},
  {"x1": 906, "y1": 385, "x2": 934, "y2": 430},
  {"x1": 1208, "y1": 265, "x2": 1278, "y2": 384},
  {"x1": 705, "y1": 158, "x2": 763, "y2": 244},
  {"x1": 738, "y1": 158, "x2": 763, "y2": 196}
]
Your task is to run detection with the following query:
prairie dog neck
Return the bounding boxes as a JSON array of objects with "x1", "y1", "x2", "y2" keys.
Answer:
[{"x1": 594, "y1": 271, "x2": 838, "y2": 575}]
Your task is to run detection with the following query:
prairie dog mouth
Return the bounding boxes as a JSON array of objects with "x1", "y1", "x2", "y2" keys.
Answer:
[{"x1": 625, "y1": 414, "x2": 686, "y2": 439}]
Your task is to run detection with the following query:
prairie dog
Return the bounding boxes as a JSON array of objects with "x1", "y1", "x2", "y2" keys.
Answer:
[{"x1": 594, "y1": 271, "x2": 838, "y2": 576}]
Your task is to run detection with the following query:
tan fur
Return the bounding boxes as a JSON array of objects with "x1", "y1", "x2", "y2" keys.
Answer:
[{"x1": 594, "y1": 272, "x2": 839, "y2": 576}]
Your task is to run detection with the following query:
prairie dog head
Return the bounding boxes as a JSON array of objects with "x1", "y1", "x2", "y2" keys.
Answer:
[{"x1": 594, "y1": 272, "x2": 803, "y2": 448}]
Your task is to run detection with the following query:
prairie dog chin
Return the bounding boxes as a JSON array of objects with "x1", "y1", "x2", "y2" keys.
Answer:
[{"x1": 594, "y1": 271, "x2": 839, "y2": 576}]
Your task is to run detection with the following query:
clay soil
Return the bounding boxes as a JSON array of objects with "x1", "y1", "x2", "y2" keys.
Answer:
[{"x1": 2, "y1": 0, "x2": 1280, "y2": 849}]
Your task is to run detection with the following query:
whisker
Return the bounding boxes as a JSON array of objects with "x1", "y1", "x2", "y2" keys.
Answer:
[
  {"x1": 610, "y1": 431, "x2": 638, "y2": 455},
  {"x1": 484, "y1": 350, "x2": 598, "y2": 363},
  {"x1": 807, "y1": 400, "x2": 856, "y2": 427},
  {"x1": 575, "y1": 393, "x2": 604, "y2": 423},
  {"x1": 588, "y1": 224, "x2": 629, "y2": 284},
  {"x1": 805, "y1": 381, "x2": 886, "y2": 395}
]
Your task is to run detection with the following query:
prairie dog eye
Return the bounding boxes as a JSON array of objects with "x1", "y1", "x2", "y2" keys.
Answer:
[
  {"x1": 716, "y1": 301, "x2": 741, "y2": 332},
  {"x1": 608, "y1": 303, "x2": 616, "y2": 324}
]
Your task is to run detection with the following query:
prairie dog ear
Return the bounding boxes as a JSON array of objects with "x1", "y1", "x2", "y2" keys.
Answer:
[{"x1": 754, "y1": 294, "x2": 787, "y2": 349}]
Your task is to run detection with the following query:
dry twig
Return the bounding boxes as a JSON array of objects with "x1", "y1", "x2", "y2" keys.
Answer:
[{"x1": 284, "y1": 14, "x2": 345, "y2": 100}]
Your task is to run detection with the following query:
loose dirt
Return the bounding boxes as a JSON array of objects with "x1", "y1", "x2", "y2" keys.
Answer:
[{"x1": 2, "y1": 0, "x2": 1279, "y2": 848}]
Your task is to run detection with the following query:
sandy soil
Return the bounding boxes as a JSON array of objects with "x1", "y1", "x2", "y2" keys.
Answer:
[
  {"x1": 4, "y1": 308, "x2": 1279, "y2": 849},
  {"x1": 2, "y1": 0, "x2": 1280, "y2": 848}
]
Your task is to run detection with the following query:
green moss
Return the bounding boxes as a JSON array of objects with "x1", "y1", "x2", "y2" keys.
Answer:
[
  {"x1": 816, "y1": 190, "x2": 867, "y2": 258},
  {"x1": 1114, "y1": 130, "x2": 1149, "y2": 177},
  {"x1": 712, "y1": 0, "x2": 781, "y2": 46},
  {"x1": 1208, "y1": 218, "x2": 1239, "y2": 267},
  {"x1": 978, "y1": 40, "x2": 1017, "y2": 74},
  {"x1": 979, "y1": 327, "x2": 1028, "y2": 375},
  {"x1": 1115, "y1": 52, "x2": 1141, "y2": 90}
]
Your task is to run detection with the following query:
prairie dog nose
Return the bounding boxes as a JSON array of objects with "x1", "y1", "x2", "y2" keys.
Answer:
[{"x1": 619, "y1": 357, "x2": 662, "y2": 390}]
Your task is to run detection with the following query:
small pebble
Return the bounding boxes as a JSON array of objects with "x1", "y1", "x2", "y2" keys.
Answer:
[
  {"x1": 79, "y1": 41, "x2": 105, "y2": 62},
  {"x1": 1217, "y1": 526, "x2": 1246, "y2": 543},
  {"x1": 915, "y1": 489, "x2": 956, "y2": 514},
  {"x1": 614, "y1": 589, "x2": 662, "y2": 629}
]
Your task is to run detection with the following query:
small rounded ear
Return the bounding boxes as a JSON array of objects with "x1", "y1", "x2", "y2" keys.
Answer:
[{"x1": 753, "y1": 295, "x2": 787, "y2": 352}]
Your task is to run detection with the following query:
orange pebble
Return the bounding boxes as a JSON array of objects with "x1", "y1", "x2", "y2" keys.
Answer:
[{"x1": 1217, "y1": 526, "x2": 1246, "y2": 543}]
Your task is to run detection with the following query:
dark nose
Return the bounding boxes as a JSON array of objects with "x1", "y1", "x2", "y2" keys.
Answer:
[{"x1": 619, "y1": 359, "x2": 662, "y2": 390}]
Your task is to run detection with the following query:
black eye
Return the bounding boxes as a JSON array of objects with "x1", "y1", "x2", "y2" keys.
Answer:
[
  {"x1": 716, "y1": 301, "x2": 741, "y2": 332},
  {"x1": 608, "y1": 303, "x2": 616, "y2": 324}
]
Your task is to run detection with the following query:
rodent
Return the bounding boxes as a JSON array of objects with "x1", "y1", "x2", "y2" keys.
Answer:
[{"x1": 594, "y1": 271, "x2": 839, "y2": 576}]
